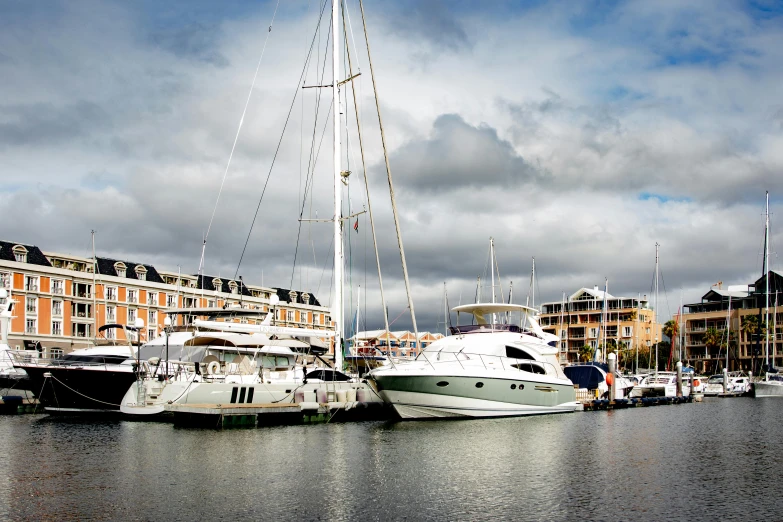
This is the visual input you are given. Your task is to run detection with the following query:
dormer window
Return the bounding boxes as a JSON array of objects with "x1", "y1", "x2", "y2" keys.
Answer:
[
  {"x1": 301, "y1": 292, "x2": 310, "y2": 304},
  {"x1": 12, "y1": 245, "x2": 27, "y2": 263},
  {"x1": 229, "y1": 281, "x2": 238, "y2": 295},
  {"x1": 135, "y1": 265, "x2": 147, "y2": 281},
  {"x1": 114, "y1": 262, "x2": 127, "y2": 278},
  {"x1": 289, "y1": 290, "x2": 298, "y2": 303},
  {"x1": 212, "y1": 278, "x2": 222, "y2": 292}
]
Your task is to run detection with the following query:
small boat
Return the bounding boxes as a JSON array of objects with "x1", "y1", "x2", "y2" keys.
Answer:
[
  {"x1": 629, "y1": 371, "x2": 705, "y2": 398},
  {"x1": 753, "y1": 370, "x2": 783, "y2": 397},
  {"x1": 0, "y1": 289, "x2": 30, "y2": 394},
  {"x1": 704, "y1": 372, "x2": 751, "y2": 396},
  {"x1": 563, "y1": 362, "x2": 635, "y2": 400}
]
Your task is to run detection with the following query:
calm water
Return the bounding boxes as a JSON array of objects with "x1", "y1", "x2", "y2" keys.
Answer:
[{"x1": 0, "y1": 399, "x2": 781, "y2": 521}]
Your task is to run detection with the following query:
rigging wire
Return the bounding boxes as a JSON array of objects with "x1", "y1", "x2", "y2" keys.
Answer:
[
  {"x1": 199, "y1": 0, "x2": 281, "y2": 276},
  {"x1": 234, "y1": 0, "x2": 330, "y2": 279}
]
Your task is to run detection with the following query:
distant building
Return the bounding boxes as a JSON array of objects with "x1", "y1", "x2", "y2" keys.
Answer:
[
  {"x1": 539, "y1": 286, "x2": 661, "y2": 365},
  {"x1": 683, "y1": 270, "x2": 782, "y2": 374},
  {"x1": 350, "y1": 330, "x2": 444, "y2": 358},
  {"x1": 0, "y1": 239, "x2": 332, "y2": 357}
]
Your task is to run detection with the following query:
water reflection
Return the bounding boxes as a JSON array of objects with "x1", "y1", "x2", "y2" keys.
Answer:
[{"x1": 0, "y1": 398, "x2": 781, "y2": 521}]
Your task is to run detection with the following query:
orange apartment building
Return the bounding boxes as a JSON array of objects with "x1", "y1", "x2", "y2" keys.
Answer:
[
  {"x1": 539, "y1": 286, "x2": 661, "y2": 366},
  {"x1": 0, "y1": 240, "x2": 333, "y2": 358}
]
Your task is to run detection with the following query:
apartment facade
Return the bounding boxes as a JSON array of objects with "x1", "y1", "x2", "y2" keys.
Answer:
[
  {"x1": 539, "y1": 286, "x2": 660, "y2": 365},
  {"x1": 683, "y1": 270, "x2": 782, "y2": 374},
  {"x1": 0, "y1": 240, "x2": 333, "y2": 358}
]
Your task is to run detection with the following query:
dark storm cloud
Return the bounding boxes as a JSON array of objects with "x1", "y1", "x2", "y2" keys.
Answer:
[{"x1": 389, "y1": 114, "x2": 544, "y2": 192}]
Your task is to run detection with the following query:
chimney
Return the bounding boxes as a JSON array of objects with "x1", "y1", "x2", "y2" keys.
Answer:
[{"x1": 594, "y1": 285, "x2": 599, "y2": 291}]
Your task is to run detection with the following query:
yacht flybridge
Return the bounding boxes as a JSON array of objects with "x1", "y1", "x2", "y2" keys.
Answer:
[{"x1": 366, "y1": 303, "x2": 581, "y2": 419}]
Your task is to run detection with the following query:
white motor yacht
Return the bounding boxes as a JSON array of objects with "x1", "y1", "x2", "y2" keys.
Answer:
[
  {"x1": 630, "y1": 371, "x2": 706, "y2": 398},
  {"x1": 121, "y1": 331, "x2": 380, "y2": 416},
  {"x1": 366, "y1": 303, "x2": 581, "y2": 419},
  {"x1": 753, "y1": 372, "x2": 783, "y2": 397},
  {"x1": 703, "y1": 372, "x2": 751, "y2": 396}
]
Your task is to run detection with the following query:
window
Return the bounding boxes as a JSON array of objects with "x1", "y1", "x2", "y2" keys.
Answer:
[
  {"x1": 147, "y1": 328, "x2": 156, "y2": 341},
  {"x1": 560, "y1": 329, "x2": 566, "y2": 339},
  {"x1": 230, "y1": 281, "x2": 239, "y2": 295},
  {"x1": 646, "y1": 327, "x2": 651, "y2": 334},
  {"x1": 106, "y1": 305, "x2": 116, "y2": 322},
  {"x1": 135, "y1": 265, "x2": 147, "y2": 281},
  {"x1": 74, "y1": 283, "x2": 92, "y2": 298},
  {"x1": 52, "y1": 300, "x2": 62, "y2": 316},
  {"x1": 127, "y1": 289, "x2": 137, "y2": 303},
  {"x1": 114, "y1": 262, "x2": 126, "y2": 278},
  {"x1": 26, "y1": 296, "x2": 36, "y2": 313},
  {"x1": 50, "y1": 348, "x2": 63, "y2": 359},
  {"x1": 148, "y1": 311, "x2": 157, "y2": 325},
  {"x1": 52, "y1": 320, "x2": 62, "y2": 336},
  {"x1": 147, "y1": 292, "x2": 157, "y2": 306},
  {"x1": 0, "y1": 272, "x2": 9, "y2": 289},
  {"x1": 213, "y1": 278, "x2": 222, "y2": 292},
  {"x1": 287, "y1": 310, "x2": 294, "y2": 322},
  {"x1": 25, "y1": 276, "x2": 39, "y2": 292},
  {"x1": 128, "y1": 308, "x2": 137, "y2": 323},
  {"x1": 105, "y1": 327, "x2": 116, "y2": 340},
  {"x1": 646, "y1": 340, "x2": 651, "y2": 347},
  {"x1": 166, "y1": 294, "x2": 176, "y2": 307},
  {"x1": 26, "y1": 318, "x2": 36, "y2": 334},
  {"x1": 208, "y1": 299, "x2": 216, "y2": 308},
  {"x1": 13, "y1": 245, "x2": 27, "y2": 263},
  {"x1": 588, "y1": 327, "x2": 598, "y2": 338},
  {"x1": 623, "y1": 326, "x2": 632, "y2": 337},
  {"x1": 106, "y1": 286, "x2": 117, "y2": 301},
  {"x1": 51, "y1": 279, "x2": 64, "y2": 295}
]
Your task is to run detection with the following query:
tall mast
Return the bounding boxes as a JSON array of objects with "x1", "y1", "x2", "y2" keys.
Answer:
[
  {"x1": 603, "y1": 278, "x2": 608, "y2": 363},
  {"x1": 92, "y1": 230, "x2": 97, "y2": 342},
  {"x1": 355, "y1": 285, "x2": 361, "y2": 348},
  {"x1": 443, "y1": 282, "x2": 448, "y2": 336},
  {"x1": 332, "y1": 0, "x2": 343, "y2": 370},
  {"x1": 655, "y1": 242, "x2": 659, "y2": 375},
  {"x1": 764, "y1": 190, "x2": 770, "y2": 369},
  {"x1": 490, "y1": 237, "x2": 496, "y2": 326},
  {"x1": 726, "y1": 294, "x2": 731, "y2": 370}
]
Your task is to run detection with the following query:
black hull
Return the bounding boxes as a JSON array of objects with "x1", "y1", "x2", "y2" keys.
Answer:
[{"x1": 18, "y1": 366, "x2": 137, "y2": 413}]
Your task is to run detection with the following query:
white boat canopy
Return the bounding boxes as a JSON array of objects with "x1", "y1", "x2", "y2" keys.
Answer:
[{"x1": 451, "y1": 303, "x2": 537, "y2": 325}]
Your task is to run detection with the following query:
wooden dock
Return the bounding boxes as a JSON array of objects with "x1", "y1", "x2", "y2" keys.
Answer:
[
  {"x1": 581, "y1": 395, "x2": 694, "y2": 411},
  {"x1": 164, "y1": 401, "x2": 392, "y2": 428}
]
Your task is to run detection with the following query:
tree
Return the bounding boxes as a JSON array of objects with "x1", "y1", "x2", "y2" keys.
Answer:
[
  {"x1": 741, "y1": 315, "x2": 758, "y2": 343},
  {"x1": 579, "y1": 344, "x2": 594, "y2": 362},
  {"x1": 663, "y1": 319, "x2": 679, "y2": 370}
]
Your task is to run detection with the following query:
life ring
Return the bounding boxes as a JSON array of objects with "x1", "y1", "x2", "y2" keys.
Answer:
[
  {"x1": 207, "y1": 361, "x2": 221, "y2": 375},
  {"x1": 693, "y1": 379, "x2": 701, "y2": 387},
  {"x1": 605, "y1": 373, "x2": 614, "y2": 386}
]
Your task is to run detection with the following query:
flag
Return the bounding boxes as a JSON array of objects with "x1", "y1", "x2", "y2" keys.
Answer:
[{"x1": 353, "y1": 219, "x2": 359, "y2": 233}]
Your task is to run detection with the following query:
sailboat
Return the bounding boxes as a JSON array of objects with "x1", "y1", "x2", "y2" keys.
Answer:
[
  {"x1": 752, "y1": 192, "x2": 783, "y2": 397},
  {"x1": 120, "y1": 0, "x2": 390, "y2": 415},
  {"x1": 366, "y1": 239, "x2": 581, "y2": 419}
]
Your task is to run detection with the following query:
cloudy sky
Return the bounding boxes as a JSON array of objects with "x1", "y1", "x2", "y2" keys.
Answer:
[{"x1": 1, "y1": 0, "x2": 782, "y2": 333}]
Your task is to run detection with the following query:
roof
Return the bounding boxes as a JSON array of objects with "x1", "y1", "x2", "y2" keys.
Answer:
[
  {"x1": 352, "y1": 330, "x2": 397, "y2": 340},
  {"x1": 195, "y1": 274, "x2": 252, "y2": 297},
  {"x1": 569, "y1": 287, "x2": 615, "y2": 301},
  {"x1": 96, "y1": 257, "x2": 164, "y2": 283},
  {"x1": 452, "y1": 303, "x2": 537, "y2": 325},
  {"x1": 701, "y1": 288, "x2": 750, "y2": 300},
  {"x1": 273, "y1": 287, "x2": 321, "y2": 307},
  {"x1": 0, "y1": 240, "x2": 52, "y2": 267}
]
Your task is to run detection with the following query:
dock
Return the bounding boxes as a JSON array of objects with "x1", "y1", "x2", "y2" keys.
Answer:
[
  {"x1": 0, "y1": 396, "x2": 40, "y2": 414},
  {"x1": 581, "y1": 395, "x2": 695, "y2": 411},
  {"x1": 165, "y1": 401, "x2": 393, "y2": 428}
]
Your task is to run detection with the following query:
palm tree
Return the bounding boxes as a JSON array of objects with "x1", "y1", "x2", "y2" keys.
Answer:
[
  {"x1": 663, "y1": 319, "x2": 679, "y2": 369},
  {"x1": 741, "y1": 315, "x2": 758, "y2": 343},
  {"x1": 704, "y1": 327, "x2": 722, "y2": 353},
  {"x1": 579, "y1": 344, "x2": 594, "y2": 362}
]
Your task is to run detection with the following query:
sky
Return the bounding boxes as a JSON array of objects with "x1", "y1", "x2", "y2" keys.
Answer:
[{"x1": 1, "y1": 0, "x2": 782, "y2": 334}]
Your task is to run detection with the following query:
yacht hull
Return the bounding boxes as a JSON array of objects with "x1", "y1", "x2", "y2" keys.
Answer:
[
  {"x1": 753, "y1": 381, "x2": 783, "y2": 398},
  {"x1": 121, "y1": 378, "x2": 382, "y2": 416},
  {"x1": 17, "y1": 365, "x2": 136, "y2": 413},
  {"x1": 372, "y1": 374, "x2": 580, "y2": 419}
]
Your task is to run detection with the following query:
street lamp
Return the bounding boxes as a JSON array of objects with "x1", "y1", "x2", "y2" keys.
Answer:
[{"x1": 163, "y1": 316, "x2": 172, "y2": 381}]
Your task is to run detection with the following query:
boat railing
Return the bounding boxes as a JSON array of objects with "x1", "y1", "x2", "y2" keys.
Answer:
[{"x1": 421, "y1": 351, "x2": 559, "y2": 377}]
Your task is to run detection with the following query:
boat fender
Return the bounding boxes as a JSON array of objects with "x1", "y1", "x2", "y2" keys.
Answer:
[
  {"x1": 693, "y1": 379, "x2": 700, "y2": 387},
  {"x1": 207, "y1": 361, "x2": 221, "y2": 375},
  {"x1": 605, "y1": 373, "x2": 614, "y2": 386}
]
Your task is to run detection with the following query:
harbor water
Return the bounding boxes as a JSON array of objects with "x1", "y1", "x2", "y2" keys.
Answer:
[{"x1": 0, "y1": 398, "x2": 780, "y2": 521}]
